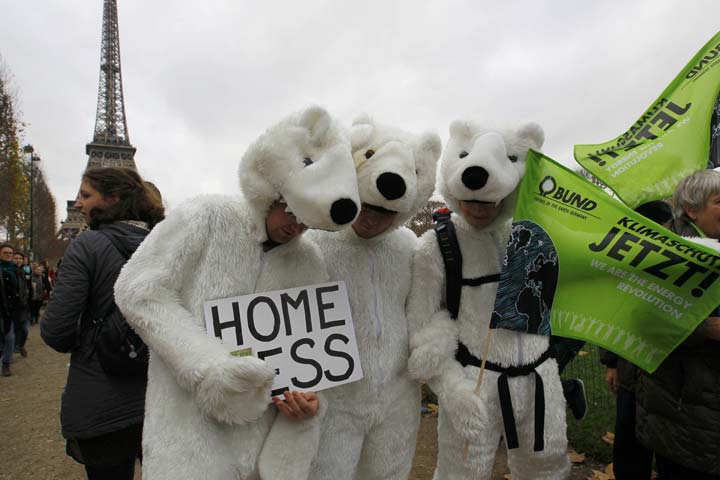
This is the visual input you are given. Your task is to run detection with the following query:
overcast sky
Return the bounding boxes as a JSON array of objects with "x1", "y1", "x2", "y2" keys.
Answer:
[{"x1": 1, "y1": 1, "x2": 718, "y2": 223}]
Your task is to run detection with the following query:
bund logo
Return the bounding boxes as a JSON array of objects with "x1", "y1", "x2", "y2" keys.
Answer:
[{"x1": 538, "y1": 176, "x2": 597, "y2": 212}]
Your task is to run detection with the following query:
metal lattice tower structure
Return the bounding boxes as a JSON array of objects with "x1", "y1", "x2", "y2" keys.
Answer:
[
  {"x1": 86, "y1": 0, "x2": 136, "y2": 169},
  {"x1": 60, "y1": 0, "x2": 136, "y2": 239}
]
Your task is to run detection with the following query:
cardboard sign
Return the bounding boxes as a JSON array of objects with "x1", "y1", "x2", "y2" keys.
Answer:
[
  {"x1": 204, "y1": 281, "x2": 363, "y2": 396},
  {"x1": 491, "y1": 150, "x2": 720, "y2": 372}
]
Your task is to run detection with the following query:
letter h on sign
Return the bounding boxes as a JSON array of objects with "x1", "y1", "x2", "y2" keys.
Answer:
[{"x1": 212, "y1": 303, "x2": 243, "y2": 344}]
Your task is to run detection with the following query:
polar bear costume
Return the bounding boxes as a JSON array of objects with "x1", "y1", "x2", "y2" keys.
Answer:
[
  {"x1": 307, "y1": 115, "x2": 441, "y2": 479},
  {"x1": 407, "y1": 120, "x2": 570, "y2": 480},
  {"x1": 114, "y1": 106, "x2": 361, "y2": 480}
]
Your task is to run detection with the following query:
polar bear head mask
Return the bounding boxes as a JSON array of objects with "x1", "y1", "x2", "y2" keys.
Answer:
[
  {"x1": 349, "y1": 114, "x2": 442, "y2": 233},
  {"x1": 438, "y1": 120, "x2": 544, "y2": 227},
  {"x1": 239, "y1": 106, "x2": 361, "y2": 241}
]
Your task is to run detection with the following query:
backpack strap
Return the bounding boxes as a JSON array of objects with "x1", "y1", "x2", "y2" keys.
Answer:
[
  {"x1": 90, "y1": 229, "x2": 138, "y2": 327},
  {"x1": 434, "y1": 208, "x2": 463, "y2": 320}
]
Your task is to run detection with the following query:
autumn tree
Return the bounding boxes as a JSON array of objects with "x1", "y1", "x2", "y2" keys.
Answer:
[
  {"x1": 406, "y1": 199, "x2": 445, "y2": 236},
  {"x1": 0, "y1": 55, "x2": 68, "y2": 260},
  {"x1": 0, "y1": 56, "x2": 28, "y2": 248}
]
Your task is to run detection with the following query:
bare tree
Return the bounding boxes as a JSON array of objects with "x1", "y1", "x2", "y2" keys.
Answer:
[{"x1": 575, "y1": 167, "x2": 609, "y2": 190}]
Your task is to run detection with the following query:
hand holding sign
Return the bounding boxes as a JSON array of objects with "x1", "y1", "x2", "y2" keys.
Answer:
[
  {"x1": 204, "y1": 281, "x2": 364, "y2": 398},
  {"x1": 272, "y1": 391, "x2": 320, "y2": 419}
]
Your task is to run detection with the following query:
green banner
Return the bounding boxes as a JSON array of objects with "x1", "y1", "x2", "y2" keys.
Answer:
[
  {"x1": 504, "y1": 150, "x2": 720, "y2": 372},
  {"x1": 574, "y1": 31, "x2": 720, "y2": 209}
]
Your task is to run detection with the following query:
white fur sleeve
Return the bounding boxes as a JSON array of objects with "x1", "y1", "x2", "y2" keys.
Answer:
[
  {"x1": 406, "y1": 231, "x2": 464, "y2": 391},
  {"x1": 114, "y1": 199, "x2": 274, "y2": 398}
]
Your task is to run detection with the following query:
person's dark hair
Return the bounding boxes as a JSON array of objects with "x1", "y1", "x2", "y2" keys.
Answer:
[
  {"x1": 82, "y1": 167, "x2": 165, "y2": 229},
  {"x1": 634, "y1": 200, "x2": 672, "y2": 225},
  {"x1": 0, "y1": 244, "x2": 15, "y2": 253}
]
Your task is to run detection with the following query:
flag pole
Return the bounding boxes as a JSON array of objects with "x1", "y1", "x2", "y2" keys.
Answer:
[{"x1": 463, "y1": 327, "x2": 495, "y2": 461}]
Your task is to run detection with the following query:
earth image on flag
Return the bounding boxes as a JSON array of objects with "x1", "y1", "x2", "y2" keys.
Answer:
[{"x1": 491, "y1": 220, "x2": 559, "y2": 335}]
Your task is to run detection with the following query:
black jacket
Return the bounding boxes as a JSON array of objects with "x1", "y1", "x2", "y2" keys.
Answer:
[
  {"x1": 634, "y1": 218, "x2": 720, "y2": 474},
  {"x1": 0, "y1": 260, "x2": 19, "y2": 333},
  {"x1": 41, "y1": 221, "x2": 149, "y2": 439}
]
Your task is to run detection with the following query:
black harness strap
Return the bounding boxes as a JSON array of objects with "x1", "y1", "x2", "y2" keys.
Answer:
[
  {"x1": 462, "y1": 273, "x2": 501, "y2": 286},
  {"x1": 456, "y1": 342, "x2": 553, "y2": 451},
  {"x1": 434, "y1": 212, "x2": 463, "y2": 320}
]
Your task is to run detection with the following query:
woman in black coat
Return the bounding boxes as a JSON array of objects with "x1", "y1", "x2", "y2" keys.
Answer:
[
  {"x1": 41, "y1": 167, "x2": 164, "y2": 480},
  {"x1": 635, "y1": 170, "x2": 720, "y2": 479}
]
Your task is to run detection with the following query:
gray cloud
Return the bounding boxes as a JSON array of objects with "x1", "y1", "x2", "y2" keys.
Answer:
[{"x1": 1, "y1": 0, "x2": 718, "y2": 218}]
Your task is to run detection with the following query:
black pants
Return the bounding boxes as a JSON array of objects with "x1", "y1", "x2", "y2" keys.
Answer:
[
  {"x1": 85, "y1": 459, "x2": 136, "y2": 480},
  {"x1": 613, "y1": 387, "x2": 653, "y2": 480},
  {"x1": 656, "y1": 454, "x2": 720, "y2": 480},
  {"x1": 30, "y1": 300, "x2": 42, "y2": 324},
  {"x1": 15, "y1": 308, "x2": 29, "y2": 348},
  {"x1": 67, "y1": 423, "x2": 142, "y2": 480}
]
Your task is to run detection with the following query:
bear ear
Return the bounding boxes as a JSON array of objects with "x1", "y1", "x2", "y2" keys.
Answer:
[
  {"x1": 418, "y1": 132, "x2": 442, "y2": 163},
  {"x1": 449, "y1": 120, "x2": 474, "y2": 140},
  {"x1": 352, "y1": 113, "x2": 373, "y2": 127},
  {"x1": 350, "y1": 114, "x2": 375, "y2": 150},
  {"x1": 299, "y1": 106, "x2": 332, "y2": 145},
  {"x1": 517, "y1": 122, "x2": 545, "y2": 149}
]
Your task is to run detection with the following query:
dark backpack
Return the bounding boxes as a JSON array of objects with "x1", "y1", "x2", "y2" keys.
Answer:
[{"x1": 90, "y1": 230, "x2": 148, "y2": 377}]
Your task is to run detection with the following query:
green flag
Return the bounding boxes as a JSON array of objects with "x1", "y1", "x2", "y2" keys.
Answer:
[
  {"x1": 574, "y1": 31, "x2": 720, "y2": 209},
  {"x1": 495, "y1": 150, "x2": 720, "y2": 373}
]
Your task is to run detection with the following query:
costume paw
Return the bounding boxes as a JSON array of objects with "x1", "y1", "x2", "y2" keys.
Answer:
[
  {"x1": 441, "y1": 381, "x2": 488, "y2": 441},
  {"x1": 408, "y1": 313, "x2": 458, "y2": 381},
  {"x1": 196, "y1": 356, "x2": 275, "y2": 425}
]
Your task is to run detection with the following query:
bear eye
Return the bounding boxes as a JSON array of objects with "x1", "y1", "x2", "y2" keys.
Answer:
[
  {"x1": 303, "y1": 157, "x2": 313, "y2": 167},
  {"x1": 365, "y1": 149, "x2": 375, "y2": 159},
  {"x1": 508, "y1": 155, "x2": 518, "y2": 163},
  {"x1": 459, "y1": 151, "x2": 469, "y2": 159}
]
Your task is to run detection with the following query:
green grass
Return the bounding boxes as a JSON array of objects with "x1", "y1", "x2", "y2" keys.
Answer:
[{"x1": 564, "y1": 346, "x2": 615, "y2": 462}]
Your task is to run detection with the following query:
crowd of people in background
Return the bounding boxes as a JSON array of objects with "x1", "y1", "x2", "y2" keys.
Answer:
[{"x1": 0, "y1": 244, "x2": 56, "y2": 377}]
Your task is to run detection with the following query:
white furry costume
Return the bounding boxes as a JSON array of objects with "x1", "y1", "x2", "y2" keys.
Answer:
[
  {"x1": 407, "y1": 121, "x2": 571, "y2": 480},
  {"x1": 114, "y1": 106, "x2": 361, "y2": 480},
  {"x1": 307, "y1": 115, "x2": 441, "y2": 479}
]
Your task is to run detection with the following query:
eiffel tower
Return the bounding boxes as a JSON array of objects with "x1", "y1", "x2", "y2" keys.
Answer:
[{"x1": 59, "y1": 0, "x2": 136, "y2": 239}]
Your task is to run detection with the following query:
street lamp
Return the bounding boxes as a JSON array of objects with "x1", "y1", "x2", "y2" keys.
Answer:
[{"x1": 22, "y1": 145, "x2": 41, "y2": 260}]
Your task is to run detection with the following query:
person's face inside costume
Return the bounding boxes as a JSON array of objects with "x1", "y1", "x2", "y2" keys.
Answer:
[
  {"x1": 74, "y1": 180, "x2": 118, "y2": 224},
  {"x1": 458, "y1": 200, "x2": 503, "y2": 229},
  {"x1": 265, "y1": 201, "x2": 307, "y2": 244},
  {"x1": 685, "y1": 192, "x2": 720, "y2": 239},
  {"x1": 352, "y1": 204, "x2": 396, "y2": 239}
]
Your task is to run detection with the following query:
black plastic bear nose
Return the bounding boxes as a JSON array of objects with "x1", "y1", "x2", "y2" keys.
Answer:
[
  {"x1": 462, "y1": 166, "x2": 489, "y2": 190},
  {"x1": 330, "y1": 198, "x2": 359, "y2": 225},
  {"x1": 376, "y1": 172, "x2": 406, "y2": 200}
]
